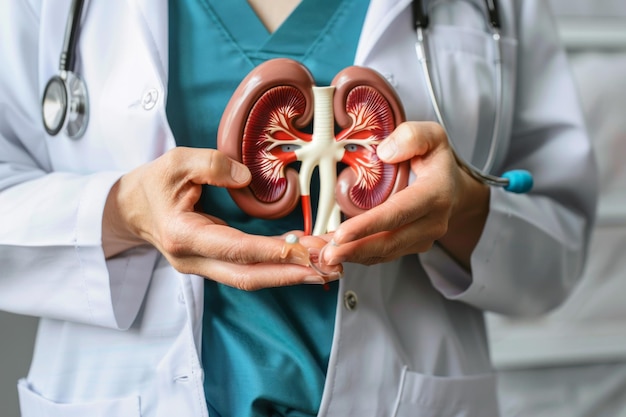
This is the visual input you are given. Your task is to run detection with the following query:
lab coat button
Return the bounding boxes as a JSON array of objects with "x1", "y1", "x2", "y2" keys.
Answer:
[
  {"x1": 142, "y1": 89, "x2": 159, "y2": 110},
  {"x1": 343, "y1": 290, "x2": 358, "y2": 310}
]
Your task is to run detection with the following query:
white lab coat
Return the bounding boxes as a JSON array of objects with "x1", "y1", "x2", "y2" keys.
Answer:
[
  {"x1": 0, "y1": 0, "x2": 597, "y2": 416},
  {"x1": 488, "y1": 2, "x2": 626, "y2": 414}
]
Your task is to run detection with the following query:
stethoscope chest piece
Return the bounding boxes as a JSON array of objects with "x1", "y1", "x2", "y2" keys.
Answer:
[
  {"x1": 42, "y1": 0, "x2": 89, "y2": 139},
  {"x1": 42, "y1": 71, "x2": 88, "y2": 139}
]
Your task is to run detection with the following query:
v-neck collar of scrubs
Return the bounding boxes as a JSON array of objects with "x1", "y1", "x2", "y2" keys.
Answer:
[{"x1": 207, "y1": 0, "x2": 346, "y2": 62}]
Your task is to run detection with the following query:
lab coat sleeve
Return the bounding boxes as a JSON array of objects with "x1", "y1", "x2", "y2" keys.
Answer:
[
  {"x1": 419, "y1": 0, "x2": 598, "y2": 317},
  {"x1": 0, "y1": 1, "x2": 158, "y2": 330}
]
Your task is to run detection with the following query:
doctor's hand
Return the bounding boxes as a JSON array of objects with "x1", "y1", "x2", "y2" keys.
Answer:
[
  {"x1": 102, "y1": 147, "x2": 341, "y2": 290},
  {"x1": 321, "y1": 121, "x2": 490, "y2": 271}
]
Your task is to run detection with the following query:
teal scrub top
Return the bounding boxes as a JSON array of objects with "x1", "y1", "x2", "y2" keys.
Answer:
[{"x1": 166, "y1": 0, "x2": 369, "y2": 416}]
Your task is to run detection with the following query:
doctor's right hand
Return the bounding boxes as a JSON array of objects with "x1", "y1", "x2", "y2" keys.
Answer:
[{"x1": 102, "y1": 147, "x2": 341, "y2": 290}]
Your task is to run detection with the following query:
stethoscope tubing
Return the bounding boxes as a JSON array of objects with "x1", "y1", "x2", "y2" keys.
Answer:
[
  {"x1": 415, "y1": 27, "x2": 508, "y2": 188},
  {"x1": 60, "y1": 0, "x2": 86, "y2": 73},
  {"x1": 413, "y1": 0, "x2": 533, "y2": 193}
]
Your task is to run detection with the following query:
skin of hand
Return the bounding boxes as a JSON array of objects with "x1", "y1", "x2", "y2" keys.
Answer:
[
  {"x1": 320, "y1": 121, "x2": 490, "y2": 271},
  {"x1": 102, "y1": 147, "x2": 342, "y2": 290}
]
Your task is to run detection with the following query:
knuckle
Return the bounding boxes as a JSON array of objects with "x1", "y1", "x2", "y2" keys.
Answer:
[
  {"x1": 159, "y1": 219, "x2": 192, "y2": 257},
  {"x1": 378, "y1": 239, "x2": 406, "y2": 264},
  {"x1": 384, "y1": 197, "x2": 415, "y2": 230},
  {"x1": 231, "y1": 274, "x2": 259, "y2": 291},
  {"x1": 431, "y1": 217, "x2": 449, "y2": 241},
  {"x1": 157, "y1": 148, "x2": 186, "y2": 181},
  {"x1": 220, "y1": 239, "x2": 249, "y2": 264},
  {"x1": 204, "y1": 149, "x2": 228, "y2": 176},
  {"x1": 160, "y1": 234, "x2": 186, "y2": 257},
  {"x1": 426, "y1": 121, "x2": 446, "y2": 139},
  {"x1": 395, "y1": 122, "x2": 420, "y2": 145},
  {"x1": 388, "y1": 122, "x2": 432, "y2": 160},
  {"x1": 164, "y1": 253, "x2": 191, "y2": 275},
  {"x1": 387, "y1": 233, "x2": 406, "y2": 255},
  {"x1": 413, "y1": 241, "x2": 435, "y2": 254},
  {"x1": 431, "y1": 192, "x2": 453, "y2": 213},
  {"x1": 362, "y1": 255, "x2": 391, "y2": 266},
  {"x1": 231, "y1": 274, "x2": 295, "y2": 291},
  {"x1": 164, "y1": 147, "x2": 186, "y2": 167}
]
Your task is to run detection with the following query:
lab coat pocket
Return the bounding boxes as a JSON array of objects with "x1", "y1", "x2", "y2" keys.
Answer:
[
  {"x1": 393, "y1": 368, "x2": 499, "y2": 417},
  {"x1": 17, "y1": 379, "x2": 142, "y2": 417}
]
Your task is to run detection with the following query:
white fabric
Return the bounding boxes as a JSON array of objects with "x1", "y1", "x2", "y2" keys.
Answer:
[
  {"x1": 0, "y1": 1, "x2": 596, "y2": 416},
  {"x1": 487, "y1": 50, "x2": 626, "y2": 370},
  {"x1": 488, "y1": 3, "x2": 626, "y2": 415},
  {"x1": 497, "y1": 363, "x2": 626, "y2": 417}
]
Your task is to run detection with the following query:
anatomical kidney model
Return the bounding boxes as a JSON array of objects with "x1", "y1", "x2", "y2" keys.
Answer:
[{"x1": 218, "y1": 58, "x2": 409, "y2": 236}]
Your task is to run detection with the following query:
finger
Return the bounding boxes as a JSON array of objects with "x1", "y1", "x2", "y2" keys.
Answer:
[
  {"x1": 296, "y1": 234, "x2": 334, "y2": 249},
  {"x1": 180, "y1": 257, "x2": 341, "y2": 291},
  {"x1": 271, "y1": 232, "x2": 336, "y2": 260},
  {"x1": 322, "y1": 216, "x2": 442, "y2": 266},
  {"x1": 332, "y1": 184, "x2": 438, "y2": 245},
  {"x1": 164, "y1": 147, "x2": 251, "y2": 188},
  {"x1": 376, "y1": 122, "x2": 446, "y2": 164},
  {"x1": 277, "y1": 233, "x2": 343, "y2": 277},
  {"x1": 174, "y1": 223, "x2": 287, "y2": 263},
  {"x1": 194, "y1": 211, "x2": 228, "y2": 226},
  {"x1": 166, "y1": 220, "x2": 333, "y2": 268}
]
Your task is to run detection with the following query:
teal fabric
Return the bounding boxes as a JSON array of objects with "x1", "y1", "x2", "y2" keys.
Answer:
[{"x1": 166, "y1": 0, "x2": 369, "y2": 415}]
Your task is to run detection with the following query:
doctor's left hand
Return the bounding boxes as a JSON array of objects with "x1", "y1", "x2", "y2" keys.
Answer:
[
  {"x1": 102, "y1": 147, "x2": 341, "y2": 290},
  {"x1": 321, "y1": 121, "x2": 490, "y2": 271}
]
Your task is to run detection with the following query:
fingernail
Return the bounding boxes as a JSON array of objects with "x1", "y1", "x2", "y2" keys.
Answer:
[
  {"x1": 308, "y1": 247, "x2": 320, "y2": 264},
  {"x1": 320, "y1": 243, "x2": 345, "y2": 266},
  {"x1": 303, "y1": 275, "x2": 326, "y2": 285},
  {"x1": 327, "y1": 256, "x2": 346, "y2": 266},
  {"x1": 326, "y1": 271, "x2": 344, "y2": 281},
  {"x1": 377, "y1": 140, "x2": 397, "y2": 161},
  {"x1": 231, "y1": 163, "x2": 250, "y2": 184},
  {"x1": 320, "y1": 239, "x2": 339, "y2": 256}
]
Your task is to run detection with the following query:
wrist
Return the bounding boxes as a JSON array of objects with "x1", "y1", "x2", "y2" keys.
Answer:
[
  {"x1": 438, "y1": 176, "x2": 490, "y2": 269},
  {"x1": 102, "y1": 177, "x2": 147, "y2": 258}
]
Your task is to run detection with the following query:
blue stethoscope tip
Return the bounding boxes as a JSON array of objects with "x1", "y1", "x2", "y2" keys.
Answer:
[{"x1": 502, "y1": 170, "x2": 533, "y2": 193}]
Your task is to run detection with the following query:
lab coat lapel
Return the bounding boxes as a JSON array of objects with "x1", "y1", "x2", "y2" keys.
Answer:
[
  {"x1": 125, "y1": 0, "x2": 169, "y2": 83},
  {"x1": 355, "y1": 0, "x2": 412, "y2": 65},
  {"x1": 123, "y1": 0, "x2": 206, "y2": 342}
]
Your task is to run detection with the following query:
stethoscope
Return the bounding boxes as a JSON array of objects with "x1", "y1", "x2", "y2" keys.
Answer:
[
  {"x1": 41, "y1": 0, "x2": 532, "y2": 193},
  {"x1": 41, "y1": 0, "x2": 88, "y2": 139},
  {"x1": 413, "y1": 0, "x2": 532, "y2": 193}
]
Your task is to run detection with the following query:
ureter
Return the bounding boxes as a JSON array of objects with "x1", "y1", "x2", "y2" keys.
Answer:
[{"x1": 281, "y1": 233, "x2": 335, "y2": 277}]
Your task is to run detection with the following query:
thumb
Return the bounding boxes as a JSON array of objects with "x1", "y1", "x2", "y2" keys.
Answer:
[
  {"x1": 376, "y1": 122, "x2": 444, "y2": 164},
  {"x1": 177, "y1": 147, "x2": 251, "y2": 188},
  {"x1": 227, "y1": 159, "x2": 252, "y2": 186}
]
